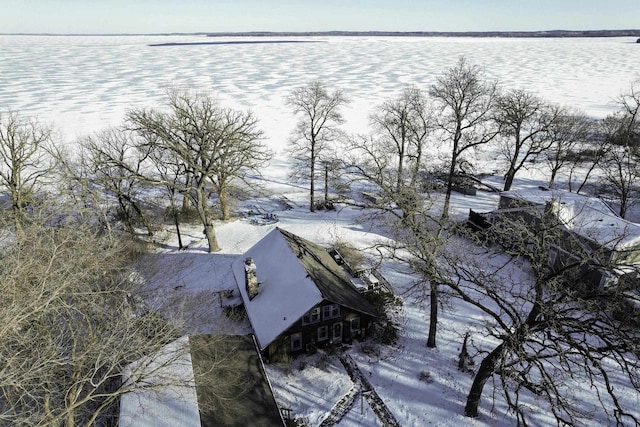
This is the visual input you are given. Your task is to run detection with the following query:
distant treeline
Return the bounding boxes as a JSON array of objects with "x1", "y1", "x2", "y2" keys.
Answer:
[
  {"x1": 5, "y1": 30, "x2": 640, "y2": 38},
  {"x1": 205, "y1": 30, "x2": 640, "y2": 38}
]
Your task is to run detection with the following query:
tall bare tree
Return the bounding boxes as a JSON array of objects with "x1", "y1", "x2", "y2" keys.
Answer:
[
  {"x1": 346, "y1": 87, "x2": 433, "y2": 221},
  {"x1": 369, "y1": 86, "x2": 433, "y2": 192},
  {"x1": 287, "y1": 80, "x2": 348, "y2": 212},
  {"x1": 346, "y1": 88, "x2": 441, "y2": 346},
  {"x1": 0, "y1": 216, "x2": 200, "y2": 426},
  {"x1": 0, "y1": 111, "x2": 57, "y2": 220},
  {"x1": 542, "y1": 106, "x2": 593, "y2": 190},
  {"x1": 599, "y1": 82, "x2": 640, "y2": 217},
  {"x1": 127, "y1": 89, "x2": 268, "y2": 252},
  {"x1": 494, "y1": 89, "x2": 556, "y2": 191},
  {"x1": 429, "y1": 57, "x2": 499, "y2": 220},
  {"x1": 441, "y1": 209, "x2": 640, "y2": 425},
  {"x1": 77, "y1": 127, "x2": 155, "y2": 236}
]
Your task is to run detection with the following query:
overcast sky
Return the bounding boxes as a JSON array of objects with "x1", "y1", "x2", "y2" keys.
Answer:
[{"x1": 1, "y1": 0, "x2": 638, "y2": 34}]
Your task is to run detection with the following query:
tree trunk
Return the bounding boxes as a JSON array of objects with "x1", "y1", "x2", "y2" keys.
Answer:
[
  {"x1": 503, "y1": 168, "x2": 516, "y2": 192},
  {"x1": 396, "y1": 144, "x2": 405, "y2": 193},
  {"x1": 465, "y1": 341, "x2": 506, "y2": 417},
  {"x1": 203, "y1": 223, "x2": 221, "y2": 253},
  {"x1": 174, "y1": 208, "x2": 184, "y2": 250},
  {"x1": 427, "y1": 282, "x2": 438, "y2": 348},
  {"x1": 441, "y1": 152, "x2": 457, "y2": 221},
  {"x1": 219, "y1": 185, "x2": 231, "y2": 220},
  {"x1": 182, "y1": 191, "x2": 190, "y2": 211},
  {"x1": 128, "y1": 198, "x2": 153, "y2": 236},
  {"x1": 196, "y1": 187, "x2": 221, "y2": 252},
  {"x1": 310, "y1": 143, "x2": 316, "y2": 212},
  {"x1": 503, "y1": 139, "x2": 521, "y2": 192},
  {"x1": 324, "y1": 163, "x2": 329, "y2": 206},
  {"x1": 117, "y1": 196, "x2": 135, "y2": 234},
  {"x1": 619, "y1": 193, "x2": 628, "y2": 218},
  {"x1": 548, "y1": 169, "x2": 557, "y2": 189}
]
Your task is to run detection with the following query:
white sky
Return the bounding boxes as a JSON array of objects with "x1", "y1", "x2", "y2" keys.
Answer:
[{"x1": 1, "y1": 0, "x2": 638, "y2": 34}]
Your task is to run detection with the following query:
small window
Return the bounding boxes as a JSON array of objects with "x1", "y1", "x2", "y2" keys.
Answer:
[
  {"x1": 302, "y1": 307, "x2": 321, "y2": 325},
  {"x1": 323, "y1": 304, "x2": 340, "y2": 320},
  {"x1": 350, "y1": 317, "x2": 360, "y2": 332},
  {"x1": 318, "y1": 326, "x2": 328, "y2": 341},
  {"x1": 291, "y1": 332, "x2": 303, "y2": 351}
]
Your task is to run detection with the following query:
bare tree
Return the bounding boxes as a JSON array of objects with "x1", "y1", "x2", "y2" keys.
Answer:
[
  {"x1": 207, "y1": 108, "x2": 271, "y2": 220},
  {"x1": 0, "y1": 216, "x2": 200, "y2": 426},
  {"x1": 0, "y1": 111, "x2": 57, "y2": 221},
  {"x1": 599, "y1": 127, "x2": 639, "y2": 218},
  {"x1": 440, "y1": 208, "x2": 640, "y2": 425},
  {"x1": 345, "y1": 88, "x2": 442, "y2": 346},
  {"x1": 77, "y1": 127, "x2": 155, "y2": 236},
  {"x1": 598, "y1": 82, "x2": 640, "y2": 217},
  {"x1": 494, "y1": 89, "x2": 556, "y2": 191},
  {"x1": 369, "y1": 86, "x2": 433, "y2": 192},
  {"x1": 287, "y1": 80, "x2": 348, "y2": 212},
  {"x1": 346, "y1": 87, "x2": 433, "y2": 221},
  {"x1": 391, "y1": 215, "x2": 448, "y2": 349},
  {"x1": 542, "y1": 106, "x2": 593, "y2": 190},
  {"x1": 127, "y1": 89, "x2": 268, "y2": 252},
  {"x1": 429, "y1": 57, "x2": 499, "y2": 219}
]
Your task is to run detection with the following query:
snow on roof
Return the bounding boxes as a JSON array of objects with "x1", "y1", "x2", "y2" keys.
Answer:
[
  {"x1": 502, "y1": 188, "x2": 640, "y2": 250},
  {"x1": 119, "y1": 335, "x2": 200, "y2": 427},
  {"x1": 232, "y1": 228, "x2": 324, "y2": 350},
  {"x1": 120, "y1": 335, "x2": 284, "y2": 426},
  {"x1": 233, "y1": 228, "x2": 379, "y2": 350}
]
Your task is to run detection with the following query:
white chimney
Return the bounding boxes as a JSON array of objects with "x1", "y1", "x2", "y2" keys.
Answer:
[{"x1": 244, "y1": 258, "x2": 259, "y2": 300}]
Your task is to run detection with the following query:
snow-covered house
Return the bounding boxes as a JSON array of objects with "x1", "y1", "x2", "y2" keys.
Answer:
[
  {"x1": 232, "y1": 228, "x2": 380, "y2": 361},
  {"x1": 482, "y1": 187, "x2": 640, "y2": 288},
  {"x1": 119, "y1": 334, "x2": 285, "y2": 427}
]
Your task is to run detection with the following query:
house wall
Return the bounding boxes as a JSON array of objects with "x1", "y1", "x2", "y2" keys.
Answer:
[
  {"x1": 493, "y1": 204, "x2": 613, "y2": 289},
  {"x1": 263, "y1": 301, "x2": 373, "y2": 361}
]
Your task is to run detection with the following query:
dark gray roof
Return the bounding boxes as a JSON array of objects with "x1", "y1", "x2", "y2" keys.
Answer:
[
  {"x1": 189, "y1": 334, "x2": 284, "y2": 427},
  {"x1": 277, "y1": 228, "x2": 380, "y2": 318}
]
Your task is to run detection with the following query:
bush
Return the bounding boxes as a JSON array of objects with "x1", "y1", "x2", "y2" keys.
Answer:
[
  {"x1": 366, "y1": 290, "x2": 402, "y2": 345},
  {"x1": 418, "y1": 370, "x2": 434, "y2": 383}
]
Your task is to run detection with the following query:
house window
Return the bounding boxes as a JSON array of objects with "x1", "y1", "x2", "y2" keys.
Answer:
[
  {"x1": 323, "y1": 304, "x2": 340, "y2": 320},
  {"x1": 302, "y1": 307, "x2": 321, "y2": 325},
  {"x1": 318, "y1": 326, "x2": 328, "y2": 341},
  {"x1": 332, "y1": 322, "x2": 342, "y2": 341},
  {"x1": 350, "y1": 317, "x2": 360, "y2": 333},
  {"x1": 291, "y1": 332, "x2": 303, "y2": 351}
]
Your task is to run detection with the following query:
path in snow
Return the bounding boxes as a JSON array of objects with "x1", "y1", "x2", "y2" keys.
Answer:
[
  {"x1": 338, "y1": 353, "x2": 400, "y2": 427},
  {"x1": 318, "y1": 383, "x2": 361, "y2": 427}
]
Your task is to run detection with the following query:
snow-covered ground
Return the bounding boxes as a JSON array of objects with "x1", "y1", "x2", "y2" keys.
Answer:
[
  {"x1": 139, "y1": 182, "x2": 639, "y2": 426},
  {"x1": 3, "y1": 35, "x2": 640, "y2": 425}
]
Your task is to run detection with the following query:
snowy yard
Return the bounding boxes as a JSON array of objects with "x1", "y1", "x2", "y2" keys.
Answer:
[{"x1": 143, "y1": 177, "x2": 640, "y2": 426}]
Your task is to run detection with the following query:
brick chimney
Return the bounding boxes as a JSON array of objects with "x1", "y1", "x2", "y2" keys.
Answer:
[{"x1": 244, "y1": 258, "x2": 259, "y2": 300}]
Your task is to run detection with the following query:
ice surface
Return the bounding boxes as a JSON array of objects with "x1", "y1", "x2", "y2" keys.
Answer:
[{"x1": 2, "y1": 35, "x2": 639, "y2": 152}]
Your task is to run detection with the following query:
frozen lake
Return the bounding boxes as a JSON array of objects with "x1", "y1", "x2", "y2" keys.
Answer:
[{"x1": 1, "y1": 35, "x2": 639, "y2": 150}]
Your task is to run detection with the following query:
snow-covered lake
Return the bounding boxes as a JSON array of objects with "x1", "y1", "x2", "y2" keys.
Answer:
[{"x1": 1, "y1": 35, "x2": 639, "y2": 150}]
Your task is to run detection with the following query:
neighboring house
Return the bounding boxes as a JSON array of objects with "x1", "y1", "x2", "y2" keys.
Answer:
[
  {"x1": 232, "y1": 227, "x2": 380, "y2": 361},
  {"x1": 471, "y1": 187, "x2": 640, "y2": 288},
  {"x1": 119, "y1": 334, "x2": 285, "y2": 427}
]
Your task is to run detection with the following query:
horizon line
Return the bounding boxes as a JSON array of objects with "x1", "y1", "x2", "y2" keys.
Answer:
[{"x1": 2, "y1": 29, "x2": 640, "y2": 37}]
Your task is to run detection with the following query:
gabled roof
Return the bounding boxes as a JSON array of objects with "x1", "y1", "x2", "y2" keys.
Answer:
[
  {"x1": 501, "y1": 188, "x2": 640, "y2": 251},
  {"x1": 119, "y1": 334, "x2": 284, "y2": 427},
  {"x1": 190, "y1": 334, "x2": 284, "y2": 426},
  {"x1": 232, "y1": 228, "x2": 379, "y2": 350}
]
